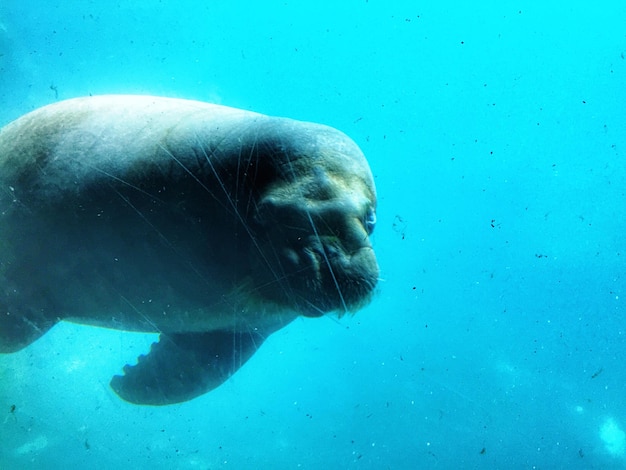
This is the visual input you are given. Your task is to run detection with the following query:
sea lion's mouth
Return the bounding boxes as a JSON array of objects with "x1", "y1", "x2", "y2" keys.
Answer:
[
  {"x1": 283, "y1": 240, "x2": 379, "y2": 317},
  {"x1": 251, "y1": 191, "x2": 379, "y2": 317},
  {"x1": 320, "y1": 245, "x2": 379, "y2": 313},
  {"x1": 250, "y1": 235, "x2": 378, "y2": 317}
]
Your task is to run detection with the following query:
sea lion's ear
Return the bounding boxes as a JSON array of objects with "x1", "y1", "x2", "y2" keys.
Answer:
[{"x1": 110, "y1": 329, "x2": 269, "y2": 406}]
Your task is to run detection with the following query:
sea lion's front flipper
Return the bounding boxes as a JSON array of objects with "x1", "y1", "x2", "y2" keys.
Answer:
[{"x1": 110, "y1": 330, "x2": 267, "y2": 405}]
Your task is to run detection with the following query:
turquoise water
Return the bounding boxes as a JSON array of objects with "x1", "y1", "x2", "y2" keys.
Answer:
[{"x1": 1, "y1": 2, "x2": 626, "y2": 468}]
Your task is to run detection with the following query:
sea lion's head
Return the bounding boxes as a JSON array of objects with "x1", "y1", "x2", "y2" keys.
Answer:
[{"x1": 246, "y1": 120, "x2": 379, "y2": 317}]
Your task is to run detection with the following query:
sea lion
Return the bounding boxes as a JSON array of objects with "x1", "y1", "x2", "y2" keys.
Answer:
[{"x1": 0, "y1": 95, "x2": 378, "y2": 405}]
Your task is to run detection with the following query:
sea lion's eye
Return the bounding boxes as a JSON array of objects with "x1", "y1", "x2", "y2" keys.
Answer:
[{"x1": 364, "y1": 207, "x2": 376, "y2": 235}]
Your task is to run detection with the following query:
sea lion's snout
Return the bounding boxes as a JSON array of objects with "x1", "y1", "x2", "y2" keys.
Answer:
[
  {"x1": 253, "y1": 192, "x2": 379, "y2": 316},
  {"x1": 315, "y1": 237, "x2": 379, "y2": 314}
]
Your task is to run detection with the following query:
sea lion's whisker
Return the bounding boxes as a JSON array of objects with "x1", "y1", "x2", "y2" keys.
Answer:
[
  {"x1": 278, "y1": 155, "x2": 350, "y2": 314},
  {"x1": 322, "y1": 311, "x2": 344, "y2": 325},
  {"x1": 108, "y1": 186, "x2": 166, "y2": 240},
  {"x1": 305, "y1": 211, "x2": 349, "y2": 313},
  {"x1": 299, "y1": 298, "x2": 326, "y2": 316},
  {"x1": 194, "y1": 140, "x2": 288, "y2": 292},
  {"x1": 161, "y1": 141, "x2": 287, "y2": 294},
  {"x1": 243, "y1": 146, "x2": 259, "y2": 218},
  {"x1": 119, "y1": 295, "x2": 163, "y2": 334},
  {"x1": 108, "y1": 185, "x2": 214, "y2": 289},
  {"x1": 161, "y1": 141, "x2": 302, "y2": 305},
  {"x1": 84, "y1": 163, "x2": 160, "y2": 201},
  {"x1": 243, "y1": 326, "x2": 263, "y2": 351},
  {"x1": 157, "y1": 143, "x2": 232, "y2": 215}
]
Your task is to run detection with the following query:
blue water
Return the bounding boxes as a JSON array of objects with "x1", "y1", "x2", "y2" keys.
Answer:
[{"x1": 1, "y1": 2, "x2": 626, "y2": 468}]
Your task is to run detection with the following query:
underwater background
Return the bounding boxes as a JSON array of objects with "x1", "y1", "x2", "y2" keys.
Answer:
[{"x1": 1, "y1": 1, "x2": 625, "y2": 468}]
